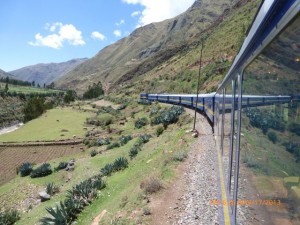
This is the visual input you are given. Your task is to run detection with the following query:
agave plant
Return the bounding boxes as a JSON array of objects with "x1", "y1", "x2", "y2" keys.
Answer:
[
  {"x1": 19, "y1": 162, "x2": 33, "y2": 177},
  {"x1": 113, "y1": 157, "x2": 129, "y2": 171},
  {"x1": 100, "y1": 163, "x2": 114, "y2": 176},
  {"x1": 45, "y1": 182, "x2": 60, "y2": 196},
  {"x1": 139, "y1": 134, "x2": 151, "y2": 144},
  {"x1": 90, "y1": 174, "x2": 106, "y2": 190},
  {"x1": 40, "y1": 201, "x2": 68, "y2": 225},
  {"x1": 129, "y1": 146, "x2": 139, "y2": 159},
  {"x1": 55, "y1": 161, "x2": 68, "y2": 171},
  {"x1": 0, "y1": 209, "x2": 20, "y2": 225},
  {"x1": 30, "y1": 163, "x2": 52, "y2": 178},
  {"x1": 64, "y1": 197, "x2": 84, "y2": 221},
  {"x1": 119, "y1": 135, "x2": 132, "y2": 146},
  {"x1": 90, "y1": 149, "x2": 97, "y2": 157}
]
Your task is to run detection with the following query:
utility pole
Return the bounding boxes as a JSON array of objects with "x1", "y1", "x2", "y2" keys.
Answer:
[{"x1": 193, "y1": 40, "x2": 204, "y2": 131}]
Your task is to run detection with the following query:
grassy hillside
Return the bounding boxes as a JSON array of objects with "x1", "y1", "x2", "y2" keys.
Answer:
[
  {"x1": 113, "y1": 0, "x2": 260, "y2": 97},
  {"x1": 0, "y1": 99, "x2": 193, "y2": 225},
  {"x1": 55, "y1": 0, "x2": 249, "y2": 94}
]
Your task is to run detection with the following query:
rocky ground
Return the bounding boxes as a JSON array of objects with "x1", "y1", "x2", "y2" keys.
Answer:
[{"x1": 149, "y1": 110, "x2": 220, "y2": 225}]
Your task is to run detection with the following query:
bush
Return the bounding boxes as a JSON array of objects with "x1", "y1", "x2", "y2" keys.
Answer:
[
  {"x1": 0, "y1": 209, "x2": 21, "y2": 225},
  {"x1": 31, "y1": 163, "x2": 52, "y2": 178},
  {"x1": 113, "y1": 157, "x2": 129, "y2": 171},
  {"x1": 97, "y1": 138, "x2": 110, "y2": 146},
  {"x1": 288, "y1": 122, "x2": 300, "y2": 136},
  {"x1": 86, "y1": 113, "x2": 113, "y2": 127},
  {"x1": 40, "y1": 201, "x2": 68, "y2": 225},
  {"x1": 100, "y1": 163, "x2": 114, "y2": 176},
  {"x1": 135, "y1": 117, "x2": 148, "y2": 129},
  {"x1": 55, "y1": 162, "x2": 68, "y2": 171},
  {"x1": 139, "y1": 134, "x2": 151, "y2": 144},
  {"x1": 129, "y1": 146, "x2": 140, "y2": 159},
  {"x1": 172, "y1": 151, "x2": 188, "y2": 161},
  {"x1": 119, "y1": 135, "x2": 132, "y2": 146},
  {"x1": 267, "y1": 131, "x2": 278, "y2": 144},
  {"x1": 90, "y1": 149, "x2": 97, "y2": 157},
  {"x1": 156, "y1": 126, "x2": 164, "y2": 137},
  {"x1": 138, "y1": 99, "x2": 151, "y2": 105},
  {"x1": 140, "y1": 176, "x2": 163, "y2": 194},
  {"x1": 19, "y1": 162, "x2": 33, "y2": 177},
  {"x1": 151, "y1": 106, "x2": 184, "y2": 127},
  {"x1": 83, "y1": 82, "x2": 104, "y2": 99},
  {"x1": 45, "y1": 182, "x2": 60, "y2": 196},
  {"x1": 106, "y1": 142, "x2": 120, "y2": 150}
]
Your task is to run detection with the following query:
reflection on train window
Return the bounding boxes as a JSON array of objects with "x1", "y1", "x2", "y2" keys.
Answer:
[{"x1": 238, "y1": 14, "x2": 300, "y2": 224}]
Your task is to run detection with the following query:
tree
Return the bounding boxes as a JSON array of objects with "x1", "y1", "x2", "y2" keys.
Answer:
[
  {"x1": 4, "y1": 83, "x2": 9, "y2": 94},
  {"x1": 32, "y1": 81, "x2": 35, "y2": 87},
  {"x1": 83, "y1": 82, "x2": 104, "y2": 99},
  {"x1": 63, "y1": 90, "x2": 76, "y2": 103},
  {"x1": 23, "y1": 97, "x2": 45, "y2": 122}
]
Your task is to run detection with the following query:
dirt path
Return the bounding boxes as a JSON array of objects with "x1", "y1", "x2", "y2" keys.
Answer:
[{"x1": 149, "y1": 109, "x2": 219, "y2": 225}]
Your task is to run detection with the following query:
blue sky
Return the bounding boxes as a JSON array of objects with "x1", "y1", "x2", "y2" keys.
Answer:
[{"x1": 0, "y1": 0, "x2": 195, "y2": 72}]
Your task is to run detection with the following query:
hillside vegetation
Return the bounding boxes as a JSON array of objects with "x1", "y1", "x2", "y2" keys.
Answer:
[{"x1": 55, "y1": 0, "x2": 260, "y2": 96}]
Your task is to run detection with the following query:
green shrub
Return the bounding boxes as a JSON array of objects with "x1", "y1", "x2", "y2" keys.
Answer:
[
  {"x1": 172, "y1": 151, "x2": 188, "y2": 161},
  {"x1": 156, "y1": 126, "x2": 164, "y2": 137},
  {"x1": 106, "y1": 142, "x2": 120, "y2": 150},
  {"x1": 97, "y1": 113, "x2": 113, "y2": 126},
  {"x1": 135, "y1": 117, "x2": 148, "y2": 129},
  {"x1": 0, "y1": 209, "x2": 20, "y2": 225},
  {"x1": 288, "y1": 122, "x2": 300, "y2": 136},
  {"x1": 129, "y1": 146, "x2": 140, "y2": 159},
  {"x1": 139, "y1": 134, "x2": 151, "y2": 144},
  {"x1": 90, "y1": 149, "x2": 97, "y2": 157},
  {"x1": 40, "y1": 201, "x2": 69, "y2": 225},
  {"x1": 55, "y1": 162, "x2": 68, "y2": 171},
  {"x1": 100, "y1": 163, "x2": 114, "y2": 176},
  {"x1": 31, "y1": 163, "x2": 52, "y2": 178},
  {"x1": 97, "y1": 138, "x2": 110, "y2": 146},
  {"x1": 119, "y1": 135, "x2": 132, "y2": 146},
  {"x1": 267, "y1": 131, "x2": 278, "y2": 144},
  {"x1": 45, "y1": 182, "x2": 60, "y2": 196},
  {"x1": 151, "y1": 106, "x2": 184, "y2": 127},
  {"x1": 19, "y1": 162, "x2": 33, "y2": 177},
  {"x1": 113, "y1": 157, "x2": 129, "y2": 171},
  {"x1": 138, "y1": 99, "x2": 151, "y2": 105}
]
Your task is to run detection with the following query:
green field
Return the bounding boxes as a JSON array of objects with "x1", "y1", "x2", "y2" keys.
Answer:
[
  {"x1": 0, "y1": 107, "x2": 93, "y2": 142},
  {"x1": 0, "y1": 101, "x2": 193, "y2": 225},
  {"x1": 0, "y1": 82, "x2": 63, "y2": 94}
]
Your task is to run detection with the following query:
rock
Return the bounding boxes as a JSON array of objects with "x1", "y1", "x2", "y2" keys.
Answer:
[
  {"x1": 68, "y1": 159, "x2": 75, "y2": 166},
  {"x1": 39, "y1": 191, "x2": 50, "y2": 202},
  {"x1": 192, "y1": 132, "x2": 198, "y2": 138}
]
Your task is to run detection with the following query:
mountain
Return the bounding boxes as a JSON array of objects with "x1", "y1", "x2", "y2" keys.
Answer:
[
  {"x1": 10, "y1": 58, "x2": 88, "y2": 86},
  {"x1": 0, "y1": 69, "x2": 15, "y2": 79},
  {"x1": 56, "y1": 0, "x2": 260, "y2": 95}
]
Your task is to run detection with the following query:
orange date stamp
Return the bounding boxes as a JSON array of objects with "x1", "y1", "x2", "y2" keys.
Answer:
[{"x1": 210, "y1": 199, "x2": 281, "y2": 206}]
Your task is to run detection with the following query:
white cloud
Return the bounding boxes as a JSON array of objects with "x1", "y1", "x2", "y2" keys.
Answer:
[
  {"x1": 91, "y1": 31, "x2": 106, "y2": 41},
  {"x1": 122, "y1": 0, "x2": 195, "y2": 26},
  {"x1": 113, "y1": 30, "x2": 122, "y2": 37},
  {"x1": 29, "y1": 22, "x2": 85, "y2": 49},
  {"x1": 131, "y1": 11, "x2": 141, "y2": 17},
  {"x1": 115, "y1": 19, "x2": 125, "y2": 26}
]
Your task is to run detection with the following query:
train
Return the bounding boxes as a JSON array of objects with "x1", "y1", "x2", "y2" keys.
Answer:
[{"x1": 140, "y1": 93, "x2": 297, "y2": 126}]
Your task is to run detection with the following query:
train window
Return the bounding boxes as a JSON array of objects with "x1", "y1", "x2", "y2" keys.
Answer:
[{"x1": 238, "y1": 14, "x2": 300, "y2": 225}]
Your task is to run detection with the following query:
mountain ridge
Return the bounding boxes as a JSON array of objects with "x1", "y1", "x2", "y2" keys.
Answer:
[
  {"x1": 55, "y1": 0, "x2": 240, "y2": 93},
  {"x1": 10, "y1": 58, "x2": 88, "y2": 86}
]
